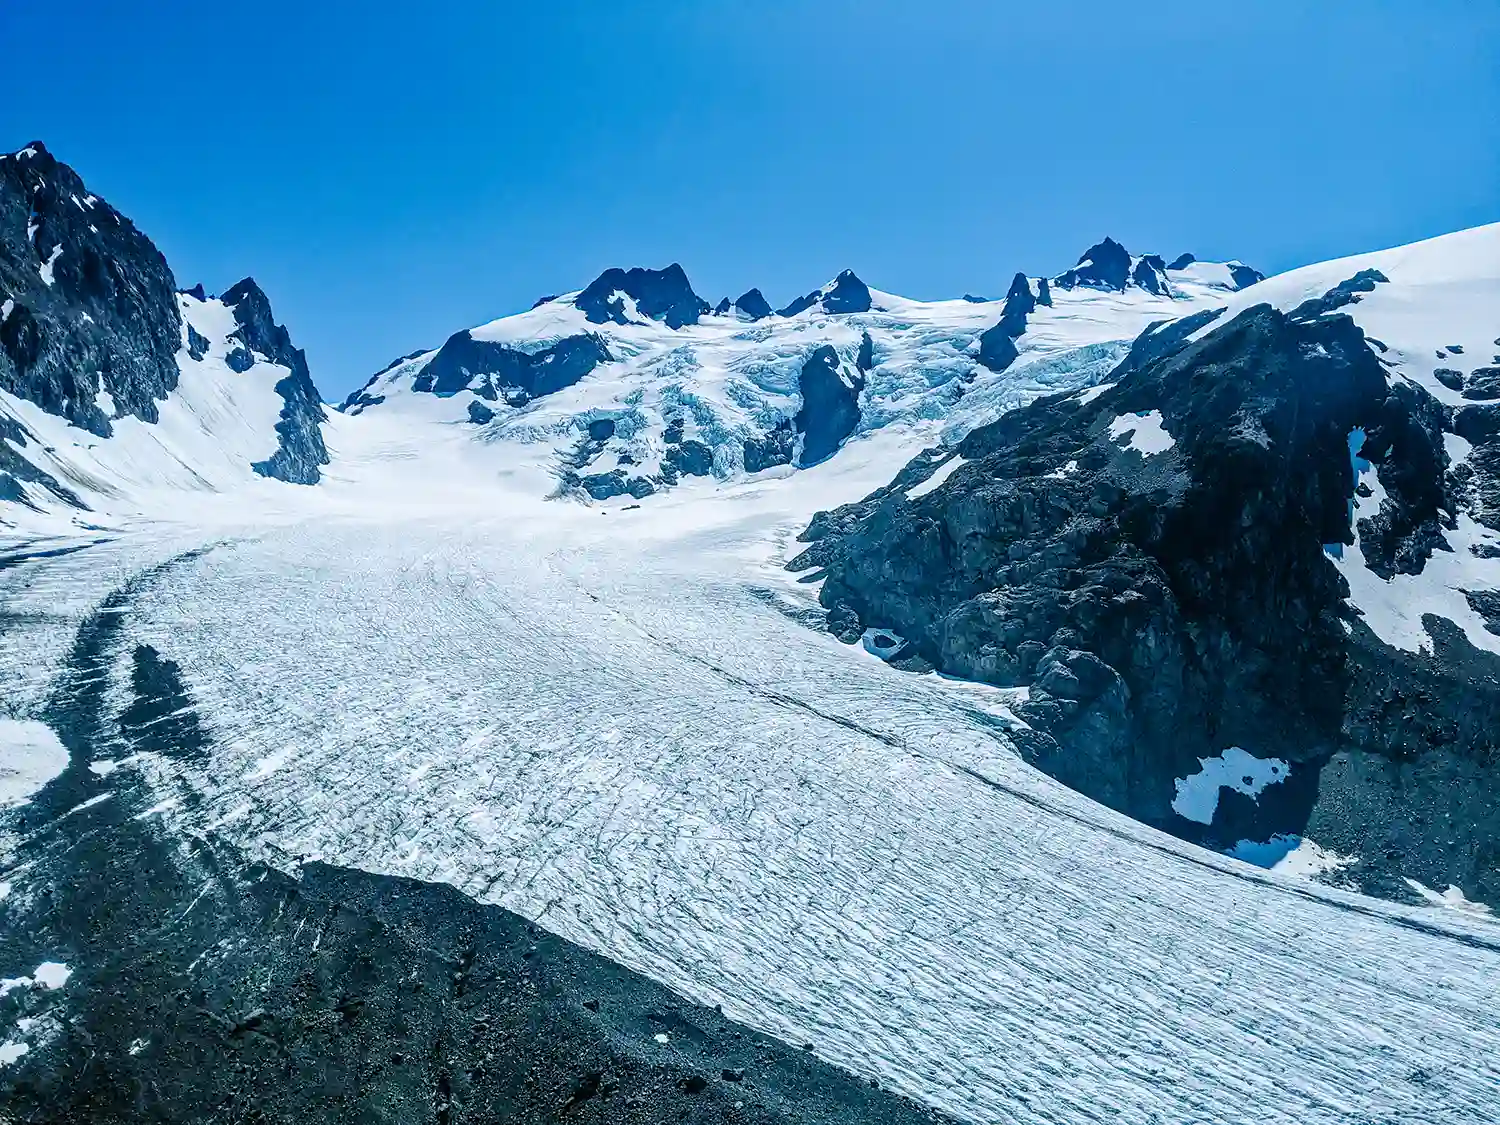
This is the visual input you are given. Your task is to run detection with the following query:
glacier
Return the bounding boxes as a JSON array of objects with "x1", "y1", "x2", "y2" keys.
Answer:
[
  {"x1": 2, "y1": 431, "x2": 1497, "y2": 1124},
  {"x1": 5, "y1": 209, "x2": 1500, "y2": 1121}
]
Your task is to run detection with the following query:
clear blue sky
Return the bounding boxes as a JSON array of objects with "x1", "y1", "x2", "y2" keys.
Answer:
[{"x1": 4, "y1": 1, "x2": 1497, "y2": 398}]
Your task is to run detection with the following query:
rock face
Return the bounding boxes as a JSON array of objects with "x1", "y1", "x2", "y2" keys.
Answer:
[
  {"x1": 733, "y1": 287, "x2": 773, "y2": 320},
  {"x1": 792, "y1": 278, "x2": 1500, "y2": 906},
  {"x1": 0, "y1": 142, "x2": 182, "y2": 438},
  {"x1": 220, "y1": 278, "x2": 330, "y2": 485},
  {"x1": 777, "y1": 270, "x2": 873, "y2": 318},
  {"x1": 347, "y1": 331, "x2": 612, "y2": 413},
  {"x1": 975, "y1": 273, "x2": 1038, "y2": 374},
  {"x1": 574, "y1": 264, "x2": 710, "y2": 329},
  {"x1": 1054, "y1": 237, "x2": 1133, "y2": 291},
  {"x1": 795, "y1": 345, "x2": 865, "y2": 466}
]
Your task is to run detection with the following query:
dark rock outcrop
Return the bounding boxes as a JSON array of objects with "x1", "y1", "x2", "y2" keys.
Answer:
[
  {"x1": 1131, "y1": 254, "x2": 1168, "y2": 295},
  {"x1": 792, "y1": 278, "x2": 1500, "y2": 907},
  {"x1": 975, "y1": 273, "x2": 1037, "y2": 374},
  {"x1": 0, "y1": 142, "x2": 182, "y2": 438},
  {"x1": 744, "y1": 418, "x2": 796, "y2": 473},
  {"x1": 777, "y1": 271, "x2": 873, "y2": 318},
  {"x1": 1228, "y1": 263, "x2": 1266, "y2": 290},
  {"x1": 1167, "y1": 253, "x2": 1197, "y2": 271},
  {"x1": 734, "y1": 287, "x2": 773, "y2": 320},
  {"x1": 575, "y1": 264, "x2": 709, "y2": 329},
  {"x1": 1054, "y1": 237, "x2": 1133, "y2": 291},
  {"x1": 376, "y1": 330, "x2": 612, "y2": 410},
  {"x1": 794, "y1": 345, "x2": 864, "y2": 466},
  {"x1": 217, "y1": 278, "x2": 330, "y2": 485}
]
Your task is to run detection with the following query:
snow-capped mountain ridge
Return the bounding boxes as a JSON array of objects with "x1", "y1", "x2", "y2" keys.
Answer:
[
  {"x1": 0, "y1": 144, "x2": 329, "y2": 525},
  {"x1": 340, "y1": 240, "x2": 1264, "y2": 502}
]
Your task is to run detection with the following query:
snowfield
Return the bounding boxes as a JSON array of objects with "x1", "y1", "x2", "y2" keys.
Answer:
[{"x1": 2, "y1": 434, "x2": 1498, "y2": 1125}]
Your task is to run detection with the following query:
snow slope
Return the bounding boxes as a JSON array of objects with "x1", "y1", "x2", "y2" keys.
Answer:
[{"x1": 0, "y1": 291, "x2": 307, "y2": 536}]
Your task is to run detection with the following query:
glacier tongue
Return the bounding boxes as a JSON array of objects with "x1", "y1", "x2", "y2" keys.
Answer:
[{"x1": 6, "y1": 437, "x2": 1495, "y2": 1125}]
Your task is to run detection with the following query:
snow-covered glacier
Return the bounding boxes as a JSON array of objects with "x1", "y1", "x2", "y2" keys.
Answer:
[
  {"x1": 3, "y1": 430, "x2": 1498, "y2": 1124},
  {"x1": 4, "y1": 136, "x2": 1500, "y2": 1122}
]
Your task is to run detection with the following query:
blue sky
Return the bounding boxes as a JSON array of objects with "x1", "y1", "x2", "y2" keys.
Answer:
[{"x1": 4, "y1": 1, "x2": 1497, "y2": 398}]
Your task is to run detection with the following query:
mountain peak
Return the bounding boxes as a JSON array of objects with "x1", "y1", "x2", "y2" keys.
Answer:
[
  {"x1": 776, "y1": 269, "x2": 873, "y2": 317},
  {"x1": 1054, "y1": 238, "x2": 1133, "y2": 291},
  {"x1": 574, "y1": 263, "x2": 710, "y2": 329}
]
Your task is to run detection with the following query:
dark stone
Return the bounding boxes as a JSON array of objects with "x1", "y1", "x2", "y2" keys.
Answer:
[
  {"x1": 1167, "y1": 253, "x2": 1196, "y2": 270},
  {"x1": 664, "y1": 439, "x2": 714, "y2": 480},
  {"x1": 788, "y1": 295, "x2": 1500, "y2": 905},
  {"x1": 1462, "y1": 367, "x2": 1500, "y2": 401},
  {"x1": 795, "y1": 345, "x2": 864, "y2": 466},
  {"x1": 185, "y1": 321, "x2": 209, "y2": 362},
  {"x1": 1228, "y1": 263, "x2": 1266, "y2": 290},
  {"x1": 221, "y1": 278, "x2": 330, "y2": 485},
  {"x1": 961, "y1": 293, "x2": 990, "y2": 303},
  {"x1": 1131, "y1": 256, "x2": 1167, "y2": 295},
  {"x1": 0, "y1": 141, "x2": 183, "y2": 440},
  {"x1": 734, "y1": 287, "x2": 773, "y2": 321},
  {"x1": 975, "y1": 324, "x2": 1019, "y2": 374},
  {"x1": 580, "y1": 469, "x2": 656, "y2": 500},
  {"x1": 776, "y1": 270, "x2": 872, "y2": 317},
  {"x1": 587, "y1": 418, "x2": 616, "y2": 442},
  {"x1": 467, "y1": 400, "x2": 495, "y2": 424},
  {"x1": 857, "y1": 330, "x2": 875, "y2": 374},
  {"x1": 574, "y1": 264, "x2": 710, "y2": 328},
  {"x1": 531, "y1": 293, "x2": 560, "y2": 309},
  {"x1": 1288, "y1": 269, "x2": 1388, "y2": 321},
  {"x1": 1054, "y1": 237, "x2": 1132, "y2": 291},
  {"x1": 714, "y1": 296, "x2": 731, "y2": 315},
  {"x1": 1434, "y1": 368, "x2": 1465, "y2": 391},
  {"x1": 744, "y1": 418, "x2": 795, "y2": 473},
  {"x1": 1035, "y1": 277, "x2": 1052, "y2": 307},
  {"x1": 377, "y1": 329, "x2": 611, "y2": 409},
  {"x1": 821, "y1": 270, "x2": 873, "y2": 314}
]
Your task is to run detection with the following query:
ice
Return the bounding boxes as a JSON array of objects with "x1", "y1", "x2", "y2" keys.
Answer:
[
  {"x1": 1108, "y1": 409, "x2": 1174, "y2": 456},
  {"x1": 0, "y1": 719, "x2": 68, "y2": 808},
  {"x1": 4, "y1": 229, "x2": 1500, "y2": 1121},
  {"x1": 37, "y1": 244, "x2": 62, "y2": 287},
  {"x1": 3, "y1": 436, "x2": 1495, "y2": 1125},
  {"x1": 1171, "y1": 747, "x2": 1289, "y2": 825},
  {"x1": 1405, "y1": 878, "x2": 1494, "y2": 918},
  {"x1": 904, "y1": 454, "x2": 966, "y2": 499},
  {"x1": 0, "y1": 1041, "x2": 29, "y2": 1067}
]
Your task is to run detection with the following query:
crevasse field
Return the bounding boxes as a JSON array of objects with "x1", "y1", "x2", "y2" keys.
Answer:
[
  {"x1": 3, "y1": 427, "x2": 1499, "y2": 1125},
  {"x1": 4, "y1": 226, "x2": 1500, "y2": 1123}
]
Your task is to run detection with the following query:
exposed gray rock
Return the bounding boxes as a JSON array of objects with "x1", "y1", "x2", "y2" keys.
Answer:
[
  {"x1": 792, "y1": 286, "x2": 1500, "y2": 907},
  {"x1": 795, "y1": 345, "x2": 864, "y2": 466},
  {"x1": 575, "y1": 264, "x2": 710, "y2": 329},
  {"x1": 217, "y1": 278, "x2": 330, "y2": 485},
  {"x1": 0, "y1": 141, "x2": 182, "y2": 438}
]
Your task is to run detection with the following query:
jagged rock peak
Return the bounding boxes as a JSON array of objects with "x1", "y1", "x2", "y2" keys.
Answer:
[
  {"x1": 733, "y1": 287, "x2": 773, "y2": 321},
  {"x1": 776, "y1": 269, "x2": 873, "y2": 318},
  {"x1": 574, "y1": 263, "x2": 710, "y2": 329},
  {"x1": 0, "y1": 137, "x2": 182, "y2": 437},
  {"x1": 1054, "y1": 237, "x2": 1133, "y2": 291}
]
